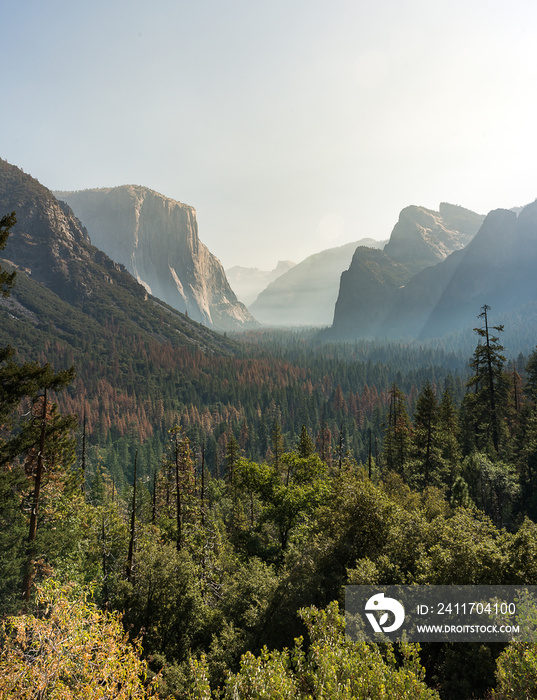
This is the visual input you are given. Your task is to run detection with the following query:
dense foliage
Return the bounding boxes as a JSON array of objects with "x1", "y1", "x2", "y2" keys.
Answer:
[
  {"x1": 4, "y1": 205, "x2": 537, "y2": 697},
  {"x1": 0, "y1": 580, "x2": 163, "y2": 699},
  {"x1": 1, "y1": 264, "x2": 472, "y2": 490}
]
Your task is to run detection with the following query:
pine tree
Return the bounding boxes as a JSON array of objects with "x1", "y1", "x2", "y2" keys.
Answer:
[
  {"x1": 270, "y1": 421, "x2": 284, "y2": 469},
  {"x1": 382, "y1": 383, "x2": 412, "y2": 478},
  {"x1": 315, "y1": 417, "x2": 332, "y2": 468},
  {"x1": 0, "y1": 276, "x2": 76, "y2": 603},
  {"x1": 225, "y1": 433, "x2": 240, "y2": 485},
  {"x1": 171, "y1": 426, "x2": 195, "y2": 551},
  {"x1": 126, "y1": 450, "x2": 138, "y2": 581},
  {"x1": 525, "y1": 347, "x2": 537, "y2": 407},
  {"x1": 297, "y1": 424, "x2": 314, "y2": 458},
  {"x1": 505, "y1": 362, "x2": 524, "y2": 454},
  {"x1": 466, "y1": 305, "x2": 507, "y2": 454},
  {"x1": 0, "y1": 212, "x2": 16, "y2": 297},
  {"x1": 438, "y1": 388, "x2": 462, "y2": 482},
  {"x1": 410, "y1": 382, "x2": 442, "y2": 488},
  {"x1": 513, "y1": 407, "x2": 537, "y2": 518}
]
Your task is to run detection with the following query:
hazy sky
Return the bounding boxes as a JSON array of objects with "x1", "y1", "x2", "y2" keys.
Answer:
[{"x1": 3, "y1": 0, "x2": 537, "y2": 268}]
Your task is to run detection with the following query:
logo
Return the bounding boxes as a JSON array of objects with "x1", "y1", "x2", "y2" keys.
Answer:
[{"x1": 365, "y1": 593, "x2": 405, "y2": 633}]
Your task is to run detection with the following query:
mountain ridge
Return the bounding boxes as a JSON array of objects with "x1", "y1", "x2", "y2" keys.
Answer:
[
  {"x1": 383, "y1": 202, "x2": 484, "y2": 270},
  {"x1": 329, "y1": 202, "x2": 486, "y2": 338}
]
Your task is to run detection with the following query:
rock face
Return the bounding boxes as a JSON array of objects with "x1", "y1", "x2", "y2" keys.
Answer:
[
  {"x1": 383, "y1": 203, "x2": 484, "y2": 270},
  {"x1": 249, "y1": 239, "x2": 386, "y2": 327},
  {"x1": 378, "y1": 248, "x2": 467, "y2": 339},
  {"x1": 1, "y1": 160, "x2": 95, "y2": 303},
  {"x1": 226, "y1": 260, "x2": 296, "y2": 306},
  {"x1": 330, "y1": 247, "x2": 413, "y2": 338},
  {"x1": 330, "y1": 200, "x2": 537, "y2": 340},
  {"x1": 54, "y1": 186, "x2": 257, "y2": 331},
  {"x1": 409, "y1": 205, "x2": 537, "y2": 338},
  {"x1": 328, "y1": 203, "x2": 486, "y2": 339},
  {"x1": 0, "y1": 158, "x2": 239, "y2": 354}
]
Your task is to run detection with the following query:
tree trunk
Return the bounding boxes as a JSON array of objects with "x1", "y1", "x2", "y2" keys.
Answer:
[
  {"x1": 23, "y1": 388, "x2": 47, "y2": 602},
  {"x1": 126, "y1": 450, "x2": 137, "y2": 582}
]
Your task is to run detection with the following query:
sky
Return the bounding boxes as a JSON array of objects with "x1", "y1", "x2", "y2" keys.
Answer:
[{"x1": 3, "y1": 0, "x2": 537, "y2": 269}]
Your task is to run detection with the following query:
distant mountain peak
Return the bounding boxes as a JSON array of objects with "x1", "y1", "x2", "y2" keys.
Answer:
[
  {"x1": 274, "y1": 259, "x2": 295, "y2": 272},
  {"x1": 383, "y1": 202, "x2": 484, "y2": 270},
  {"x1": 225, "y1": 260, "x2": 296, "y2": 307}
]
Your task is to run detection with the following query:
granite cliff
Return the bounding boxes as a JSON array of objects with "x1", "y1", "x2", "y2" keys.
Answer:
[
  {"x1": 329, "y1": 203, "x2": 485, "y2": 338},
  {"x1": 383, "y1": 202, "x2": 484, "y2": 270},
  {"x1": 0, "y1": 158, "x2": 238, "y2": 354},
  {"x1": 330, "y1": 200, "x2": 537, "y2": 340},
  {"x1": 54, "y1": 186, "x2": 257, "y2": 331},
  {"x1": 330, "y1": 247, "x2": 411, "y2": 338}
]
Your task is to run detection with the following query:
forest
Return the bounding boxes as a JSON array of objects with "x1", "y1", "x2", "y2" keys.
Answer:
[{"x1": 3, "y1": 209, "x2": 537, "y2": 699}]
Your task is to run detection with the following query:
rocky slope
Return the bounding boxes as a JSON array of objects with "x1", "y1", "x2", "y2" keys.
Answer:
[
  {"x1": 329, "y1": 203, "x2": 485, "y2": 339},
  {"x1": 54, "y1": 186, "x2": 257, "y2": 331},
  {"x1": 226, "y1": 260, "x2": 296, "y2": 307},
  {"x1": 330, "y1": 200, "x2": 537, "y2": 340},
  {"x1": 330, "y1": 247, "x2": 413, "y2": 338},
  {"x1": 249, "y1": 239, "x2": 385, "y2": 327},
  {"x1": 406, "y1": 204, "x2": 537, "y2": 338},
  {"x1": 0, "y1": 158, "x2": 238, "y2": 354}
]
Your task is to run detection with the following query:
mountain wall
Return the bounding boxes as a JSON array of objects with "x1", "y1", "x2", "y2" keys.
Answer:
[
  {"x1": 54, "y1": 186, "x2": 257, "y2": 331},
  {"x1": 329, "y1": 203, "x2": 485, "y2": 339},
  {"x1": 383, "y1": 203, "x2": 484, "y2": 270},
  {"x1": 330, "y1": 200, "x2": 537, "y2": 340},
  {"x1": 249, "y1": 239, "x2": 385, "y2": 327},
  {"x1": 0, "y1": 158, "x2": 238, "y2": 354},
  {"x1": 413, "y1": 205, "x2": 537, "y2": 338},
  {"x1": 330, "y1": 247, "x2": 413, "y2": 338}
]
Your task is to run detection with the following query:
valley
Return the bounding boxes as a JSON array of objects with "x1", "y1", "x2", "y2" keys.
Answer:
[{"x1": 2, "y1": 156, "x2": 537, "y2": 699}]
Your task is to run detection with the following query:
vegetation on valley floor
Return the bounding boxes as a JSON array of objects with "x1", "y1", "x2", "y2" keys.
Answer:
[{"x1": 4, "y1": 212, "x2": 537, "y2": 698}]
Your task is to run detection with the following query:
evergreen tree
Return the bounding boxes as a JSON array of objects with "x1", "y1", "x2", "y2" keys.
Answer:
[
  {"x1": 0, "y1": 219, "x2": 77, "y2": 605},
  {"x1": 450, "y1": 474, "x2": 471, "y2": 508},
  {"x1": 315, "y1": 415, "x2": 332, "y2": 467},
  {"x1": 297, "y1": 424, "x2": 314, "y2": 458},
  {"x1": 0, "y1": 212, "x2": 16, "y2": 297},
  {"x1": 512, "y1": 406, "x2": 537, "y2": 519},
  {"x1": 409, "y1": 382, "x2": 443, "y2": 488},
  {"x1": 270, "y1": 420, "x2": 284, "y2": 469},
  {"x1": 505, "y1": 363, "x2": 525, "y2": 456},
  {"x1": 525, "y1": 347, "x2": 537, "y2": 407},
  {"x1": 465, "y1": 305, "x2": 507, "y2": 454},
  {"x1": 439, "y1": 388, "x2": 462, "y2": 482},
  {"x1": 382, "y1": 383, "x2": 412, "y2": 478},
  {"x1": 22, "y1": 388, "x2": 78, "y2": 601},
  {"x1": 126, "y1": 450, "x2": 138, "y2": 581},
  {"x1": 171, "y1": 426, "x2": 195, "y2": 550},
  {"x1": 0, "y1": 351, "x2": 75, "y2": 466},
  {"x1": 225, "y1": 433, "x2": 240, "y2": 485}
]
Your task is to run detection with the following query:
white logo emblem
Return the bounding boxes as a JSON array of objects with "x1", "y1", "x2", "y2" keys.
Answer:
[{"x1": 365, "y1": 593, "x2": 405, "y2": 633}]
